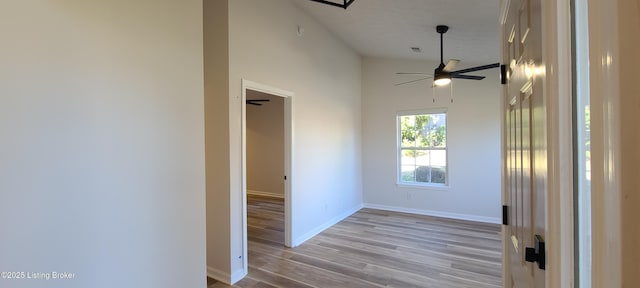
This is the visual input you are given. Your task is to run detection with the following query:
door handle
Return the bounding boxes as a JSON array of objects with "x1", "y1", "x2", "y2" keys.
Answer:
[{"x1": 525, "y1": 234, "x2": 545, "y2": 270}]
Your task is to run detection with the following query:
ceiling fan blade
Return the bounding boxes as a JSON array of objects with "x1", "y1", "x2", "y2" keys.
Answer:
[
  {"x1": 246, "y1": 99, "x2": 270, "y2": 106},
  {"x1": 451, "y1": 62, "x2": 500, "y2": 75},
  {"x1": 443, "y1": 59, "x2": 460, "y2": 72},
  {"x1": 452, "y1": 74, "x2": 485, "y2": 80},
  {"x1": 396, "y1": 72, "x2": 432, "y2": 75},
  {"x1": 394, "y1": 77, "x2": 433, "y2": 86}
]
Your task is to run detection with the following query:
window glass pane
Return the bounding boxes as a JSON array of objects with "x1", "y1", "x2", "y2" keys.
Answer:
[
  {"x1": 432, "y1": 113, "x2": 447, "y2": 148},
  {"x1": 400, "y1": 165, "x2": 416, "y2": 182},
  {"x1": 415, "y1": 150, "x2": 430, "y2": 166},
  {"x1": 400, "y1": 149, "x2": 416, "y2": 166},
  {"x1": 400, "y1": 115, "x2": 416, "y2": 147},
  {"x1": 414, "y1": 166, "x2": 431, "y2": 183},
  {"x1": 431, "y1": 166, "x2": 446, "y2": 184},
  {"x1": 414, "y1": 114, "x2": 431, "y2": 148},
  {"x1": 431, "y1": 149, "x2": 447, "y2": 168}
]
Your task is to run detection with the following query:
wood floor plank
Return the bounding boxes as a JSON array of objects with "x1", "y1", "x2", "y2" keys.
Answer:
[
  {"x1": 208, "y1": 195, "x2": 502, "y2": 288},
  {"x1": 245, "y1": 267, "x2": 315, "y2": 288}
]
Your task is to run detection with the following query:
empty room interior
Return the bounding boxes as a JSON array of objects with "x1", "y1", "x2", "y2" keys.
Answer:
[
  {"x1": 207, "y1": 0, "x2": 504, "y2": 287},
  {"x1": 3, "y1": 0, "x2": 639, "y2": 288}
]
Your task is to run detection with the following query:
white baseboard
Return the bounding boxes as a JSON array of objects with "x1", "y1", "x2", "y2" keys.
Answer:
[
  {"x1": 293, "y1": 203, "x2": 364, "y2": 247},
  {"x1": 207, "y1": 266, "x2": 230, "y2": 285},
  {"x1": 207, "y1": 266, "x2": 247, "y2": 285},
  {"x1": 363, "y1": 203, "x2": 501, "y2": 224},
  {"x1": 230, "y1": 268, "x2": 247, "y2": 285},
  {"x1": 247, "y1": 189, "x2": 284, "y2": 199}
]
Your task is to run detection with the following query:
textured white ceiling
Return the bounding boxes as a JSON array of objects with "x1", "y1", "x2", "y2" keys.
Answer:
[{"x1": 292, "y1": 0, "x2": 501, "y2": 67}]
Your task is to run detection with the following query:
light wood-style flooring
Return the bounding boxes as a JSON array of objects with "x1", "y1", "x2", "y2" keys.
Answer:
[{"x1": 208, "y1": 195, "x2": 502, "y2": 288}]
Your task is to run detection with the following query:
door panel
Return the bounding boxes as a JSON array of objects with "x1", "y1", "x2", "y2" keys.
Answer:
[{"x1": 503, "y1": 0, "x2": 545, "y2": 286}]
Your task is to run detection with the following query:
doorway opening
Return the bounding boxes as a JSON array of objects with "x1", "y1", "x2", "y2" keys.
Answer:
[
  {"x1": 572, "y1": 0, "x2": 592, "y2": 286},
  {"x1": 241, "y1": 79, "x2": 294, "y2": 272}
]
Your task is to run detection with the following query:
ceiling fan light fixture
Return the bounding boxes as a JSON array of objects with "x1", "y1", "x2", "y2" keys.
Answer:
[
  {"x1": 433, "y1": 73, "x2": 452, "y2": 86},
  {"x1": 395, "y1": 24, "x2": 500, "y2": 87}
]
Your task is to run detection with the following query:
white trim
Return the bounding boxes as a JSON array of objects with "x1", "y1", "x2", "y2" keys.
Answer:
[
  {"x1": 363, "y1": 203, "x2": 501, "y2": 225},
  {"x1": 588, "y1": 0, "x2": 624, "y2": 286},
  {"x1": 207, "y1": 266, "x2": 229, "y2": 285},
  {"x1": 395, "y1": 183, "x2": 450, "y2": 191},
  {"x1": 242, "y1": 80, "x2": 295, "y2": 100},
  {"x1": 292, "y1": 204, "x2": 363, "y2": 247},
  {"x1": 542, "y1": 0, "x2": 575, "y2": 287},
  {"x1": 247, "y1": 189, "x2": 284, "y2": 199},
  {"x1": 240, "y1": 79, "x2": 295, "y2": 281},
  {"x1": 283, "y1": 95, "x2": 294, "y2": 248},
  {"x1": 240, "y1": 81, "x2": 249, "y2": 278},
  {"x1": 396, "y1": 107, "x2": 448, "y2": 116},
  {"x1": 207, "y1": 266, "x2": 227, "y2": 283},
  {"x1": 206, "y1": 266, "x2": 248, "y2": 285},
  {"x1": 230, "y1": 268, "x2": 248, "y2": 285}
]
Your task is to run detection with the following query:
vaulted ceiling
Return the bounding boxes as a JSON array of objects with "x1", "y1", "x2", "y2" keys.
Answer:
[{"x1": 292, "y1": 0, "x2": 501, "y2": 67}]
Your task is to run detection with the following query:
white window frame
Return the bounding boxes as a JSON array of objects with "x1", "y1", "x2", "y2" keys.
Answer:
[{"x1": 396, "y1": 109, "x2": 449, "y2": 188}]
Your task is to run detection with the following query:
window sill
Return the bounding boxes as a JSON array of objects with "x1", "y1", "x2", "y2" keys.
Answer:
[{"x1": 396, "y1": 183, "x2": 450, "y2": 191}]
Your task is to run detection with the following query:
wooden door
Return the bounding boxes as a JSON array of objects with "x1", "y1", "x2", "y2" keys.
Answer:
[{"x1": 502, "y1": 0, "x2": 546, "y2": 286}]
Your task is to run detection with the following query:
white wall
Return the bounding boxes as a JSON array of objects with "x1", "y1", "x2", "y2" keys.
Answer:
[
  {"x1": 618, "y1": 0, "x2": 640, "y2": 284},
  {"x1": 247, "y1": 91, "x2": 285, "y2": 198},
  {"x1": 203, "y1": 0, "x2": 231, "y2": 281},
  {"x1": 362, "y1": 57, "x2": 502, "y2": 223},
  {"x1": 227, "y1": 0, "x2": 362, "y2": 279},
  {"x1": 0, "y1": 1, "x2": 206, "y2": 287}
]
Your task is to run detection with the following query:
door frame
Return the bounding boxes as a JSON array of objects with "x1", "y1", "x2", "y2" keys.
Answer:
[
  {"x1": 241, "y1": 79, "x2": 294, "y2": 273},
  {"x1": 540, "y1": 0, "x2": 575, "y2": 287},
  {"x1": 587, "y1": 0, "x2": 636, "y2": 286}
]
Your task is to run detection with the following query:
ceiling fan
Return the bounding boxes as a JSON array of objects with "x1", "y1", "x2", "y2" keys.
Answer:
[
  {"x1": 396, "y1": 25, "x2": 500, "y2": 87},
  {"x1": 246, "y1": 99, "x2": 270, "y2": 106}
]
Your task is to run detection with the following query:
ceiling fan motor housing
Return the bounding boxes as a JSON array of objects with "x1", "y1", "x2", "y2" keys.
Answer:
[
  {"x1": 434, "y1": 62, "x2": 447, "y2": 73},
  {"x1": 436, "y1": 25, "x2": 449, "y2": 34}
]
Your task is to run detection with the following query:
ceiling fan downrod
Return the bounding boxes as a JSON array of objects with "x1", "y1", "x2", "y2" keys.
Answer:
[{"x1": 437, "y1": 25, "x2": 449, "y2": 66}]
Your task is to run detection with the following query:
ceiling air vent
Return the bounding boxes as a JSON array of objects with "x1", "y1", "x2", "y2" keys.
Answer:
[
  {"x1": 411, "y1": 47, "x2": 421, "y2": 53},
  {"x1": 309, "y1": 0, "x2": 355, "y2": 9}
]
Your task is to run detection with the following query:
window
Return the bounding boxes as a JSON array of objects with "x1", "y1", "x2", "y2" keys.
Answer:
[{"x1": 398, "y1": 111, "x2": 447, "y2": 186}]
